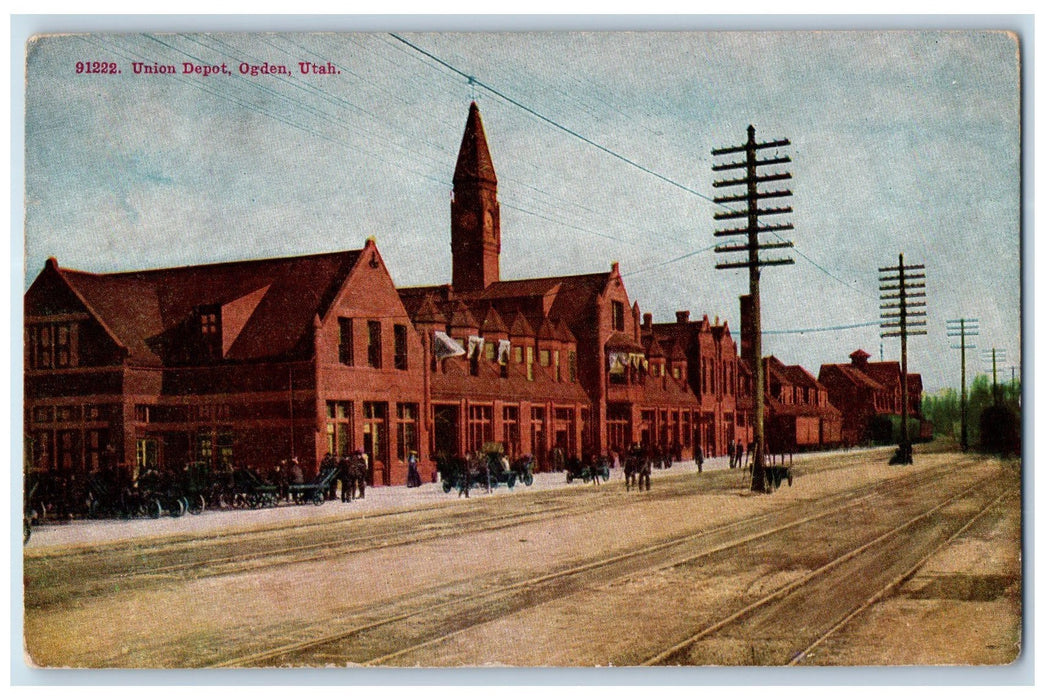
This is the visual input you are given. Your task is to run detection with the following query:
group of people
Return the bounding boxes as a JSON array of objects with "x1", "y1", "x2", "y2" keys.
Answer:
[
  {"x1": 316, "y1": 451, "x2": 370, "y2": 502},
  {"x1": 726, "y1": 440, "x2": 750, "y2": 470}
]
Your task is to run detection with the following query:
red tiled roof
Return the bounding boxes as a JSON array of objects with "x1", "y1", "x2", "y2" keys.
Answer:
[
  {"x1": 605, "y1": 332, "x2": 644, "y2": 352},
  {"x1": 56, "y1": 249, "x2": 363, "y2": 365}
]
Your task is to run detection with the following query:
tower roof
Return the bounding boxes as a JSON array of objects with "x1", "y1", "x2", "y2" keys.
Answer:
[{"x1": 453, "y1": 102, "x2": 497, "y2": 186}]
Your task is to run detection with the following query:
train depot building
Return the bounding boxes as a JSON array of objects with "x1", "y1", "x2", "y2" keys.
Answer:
[{"x1": 24, "y1": 102, "x2": 918, "y2": 490}]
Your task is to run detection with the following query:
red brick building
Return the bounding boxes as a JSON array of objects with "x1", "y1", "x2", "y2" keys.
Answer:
[
  {"x1": 400, "y1": 102, "x2": 702, "y2": 468},
  {"x1": 25, "y1": 102, "x2": 902, "y2": 492},
  {"x1": 818, "y1": 349, "x2": 925, "y2": 446},
  {"x1": 24, "y1": 239, "x2": 428, "y2": 487},
  {"x1": 763, "y1": 356, "x2": 842, "y2": 451}
]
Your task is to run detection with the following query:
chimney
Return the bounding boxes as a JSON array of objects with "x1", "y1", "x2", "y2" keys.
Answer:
[
  {"x1": 642, "y1": 313, "x2": 653, "y2": 330},
  {"x1": 675, "y1": 310, "x2": 690, "y2": 324}
]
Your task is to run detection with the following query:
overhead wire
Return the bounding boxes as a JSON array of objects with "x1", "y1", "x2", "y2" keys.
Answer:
[{"x1": 388, "y1": 32, "x2": 880, "y2": 301}]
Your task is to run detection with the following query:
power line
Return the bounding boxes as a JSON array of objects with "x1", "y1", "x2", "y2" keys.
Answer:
[
  {"x1": 388, "y1": 33, "x2": 879, "y2": 302},
  {"x1": 762, "y1": 320, "x2": 881, "y2": 335},
  {"x1": 388, "y1": 33, "x2": 719, "y2": 206}
]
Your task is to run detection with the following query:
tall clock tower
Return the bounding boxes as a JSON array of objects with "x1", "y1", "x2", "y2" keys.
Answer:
[{"x1": 451, "y1": 102, "x2": 501, "y2": 293}]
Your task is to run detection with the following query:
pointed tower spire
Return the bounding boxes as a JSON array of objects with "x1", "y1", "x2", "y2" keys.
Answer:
[
  {"x1": 451, "y1": 102, "x2": 501, "y2": 293},
  {"x1": 454, "y1": 102, "x2": 497, "y2": 186}
]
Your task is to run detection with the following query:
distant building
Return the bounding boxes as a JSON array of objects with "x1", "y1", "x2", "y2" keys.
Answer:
[{"x1": 818, "y1": 349, "x2": 925, "y2": 446}]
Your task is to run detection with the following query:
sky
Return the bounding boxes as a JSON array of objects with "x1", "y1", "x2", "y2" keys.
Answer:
[{"x1": 21, "y1": 28, "x2": 1023, "y2": 393}]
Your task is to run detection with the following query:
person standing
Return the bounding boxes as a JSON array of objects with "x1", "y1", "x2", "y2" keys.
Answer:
[
  {"x1": 407, "y1": 451, "x2": 421, "y2": 488},
  {"x1": 695, "y1": 444, "x2": 704, "y2": 474},
  {"x1": 338, "y1": 454, "x2": 353, "y2": 502},
  {"x1": 727, "y1": 439, "x2": 736, "y2": 469}
]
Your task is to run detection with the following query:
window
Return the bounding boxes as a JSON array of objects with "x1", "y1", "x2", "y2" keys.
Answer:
[
  {"x1": 28, "y1": 322, "x2": 78, "y2": 369},
  {"x1": 513, "y1": 346, "x2": 523, "y2": 364},
  {"x1": 502, "y1": 405, "x2": 520, "y2": 456},
  {"x1": 137, "y1": 437, "x2": 159, "y2": 472},
  {"x1": 467, "y1": 404, "x2": 493, "y2": 454},
  {"x1": 396, "y1": 403, "x2": 418, "y2": 461},
  {"x1": 367, "y1": 320, "x2": 382, "y2": 368},
  {"x1": 539, "y1": 349, "x2": 551, "y2": 367},
  {"x1": 326, "y1": 400, "x2": 354, "y2": 456},
  {"x1": 394, "y1": 324, "x2": 408, "y2": 370},
  {"x1": 611, "y1": 301, "x2": 625, "y2": 332},
  {"x1": 195, "y1": 307, "x2": 221, "y2": 360},
  {"x1": 553, "y1": 350, "x2": 561, "y2": 381},
  {"x1": 338, "y1": 318, "x2": 354, "y2": 365},
  {"x1": 484, "y1": 342, "x2": 495, "y2": 361},
  {"x1": 525, "y1": 346, "x2": 534, "y2": 381}
]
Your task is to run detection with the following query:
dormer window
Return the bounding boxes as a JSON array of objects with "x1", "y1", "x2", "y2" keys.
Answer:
[{"x1": 198, "y1": 306, "x2": 221, "y2": 360}]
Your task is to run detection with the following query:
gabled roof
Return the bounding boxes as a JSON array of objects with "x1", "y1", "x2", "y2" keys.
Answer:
[
  {"x1": 446, "y1": 302, "x2": 479, "y2": 332},
  {"x1": 818, "y1": 363, "x2": 886, "y2": 391},
  {"x1": 45, "y1": 249, "x2": 365, "y2": 365},
  {"x1": 413, "y1": 296, "x2": 447, "y2": 325},
  {"x1": 553, "y1": 318, "x2": 577, "y2": 344},
  {"x1": 508, "y1": 311, "x2": 535, "y2": 338},
  {"x1": 644, "y1": 335, "x2": 666, "y2": 359},
  {"x1": 479, "y1": 306, "x2": 509, "y2": 335},
  {"x1": 782, "y1": 363, "x2": 824, "y2": 390}
]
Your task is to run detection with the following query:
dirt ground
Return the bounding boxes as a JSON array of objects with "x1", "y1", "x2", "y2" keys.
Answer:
[{"x1": 21, "y1": 448, "x2": 1024, "y2": 669}]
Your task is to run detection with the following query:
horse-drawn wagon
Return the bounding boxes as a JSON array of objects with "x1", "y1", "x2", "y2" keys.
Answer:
[{"x1": 565, "y1": 456, "x2": 610, "y2": 484}]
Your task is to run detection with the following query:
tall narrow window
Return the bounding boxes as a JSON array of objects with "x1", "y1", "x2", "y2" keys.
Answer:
[
  {"x1": 611, "y1": 301, "x2": 625, "y2": 331},
  {"x1": 393, "y1": 324, "x2": 408, "y2": 370},
  {"x1": 396, "y1": 403, "x2": 418, "y2": 460},
  {"x1": 338, "y1": 318, "x2": 354, "y2": 365},
  {"x1": 367, "y1": 320, "x2": 382, "y2": 368}
]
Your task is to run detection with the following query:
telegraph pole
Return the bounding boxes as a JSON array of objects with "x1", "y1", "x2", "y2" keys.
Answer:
[
  {"x1": 946, "y1": 318, "x2": 978, "y2": 452},
  {"x1": 982, "y1": 348, "x2": 1006, "y2": 405},
  {"x1": 712, "y1": 125, "x2": 794, "y2": 493},
  {"x1": 880, "y1": 254, "x2": 926, "y2": 464}
]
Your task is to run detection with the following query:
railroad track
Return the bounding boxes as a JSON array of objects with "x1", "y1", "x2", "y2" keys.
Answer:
[
  {"x1": 25, "y1": 449, "x2": 895, "y2": 609},
  {"x1": 641, "y1": 481, "x2": 1017, "y2": 665},
  {"x1": 204, "y1": 455, "x2": 990, "y2": 667}
]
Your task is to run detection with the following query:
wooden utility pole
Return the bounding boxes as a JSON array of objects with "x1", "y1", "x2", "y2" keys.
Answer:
[
  {"x1": 880, "y1": 254, "x2": 926, "y2": 465},
  {"x1": 712, "y1": 125, "x2": 794, "y2": 493},
  {"x1": 982, "y1": 347, "x2": 1006, "y2": 406},
  {"x1": 946, "y1": 318, "x2": 978, "y2": 452}
]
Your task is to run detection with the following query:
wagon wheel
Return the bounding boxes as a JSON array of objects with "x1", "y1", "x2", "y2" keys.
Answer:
[
  {"x1": 442, "y1": 480, "x2": 452, "y2": 493},
  {"x1": 147, "y1": 498, "x2": 163, "y2": 519},
  {"x1": 507, "y1": 473, "x2": 517, "y2": 489},
  {"x1": 170, "y1": 497, "x2": 187, "y2": 518},
  {"x1": 311, "y1": 490, "x2": 324, "y2": 506},
  {"x1": 524, "y1": 473, "x2": 533, "y2": 486},
  {"x1": 566, "y1": 472, "x2": 574, "y2": 483},
  {"x1": 188, "y1": 494, "x2": 206, "y2": 515}
]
